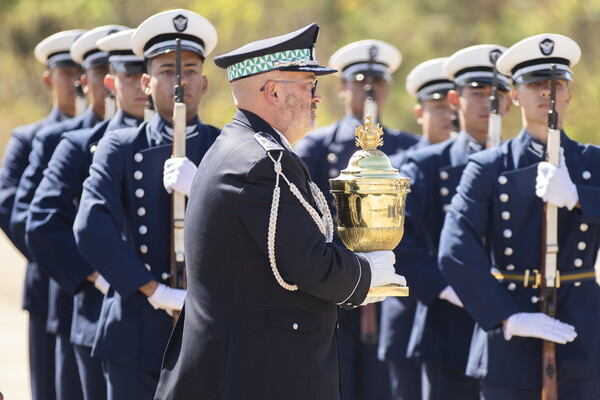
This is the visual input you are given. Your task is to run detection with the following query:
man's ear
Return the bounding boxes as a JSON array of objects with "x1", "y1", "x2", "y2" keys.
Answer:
[
  {"x1": 141, "y1": 73, "x2": 152, "y2": 96},
  {"x1": 200, "y1": 75, "x2": 208, "y2": 96},
  {"x1": 412, "y1": 103, "x2": 424, "y2": 125},
  {"x1": 338, "y1": 81, "x2": 348, "y2": 100},
  {"x1": 509, "y1": 87, "x2": 520, "y2": 106},
  {"x1": 42, "y1": 71, "x2": 52, "y2": 90},
  {"x1": 447, "y1": 90, "x2": 460, "y2": 111},
  {"x1": 262, "y1": 81, "x2": 280, "y2": 105},
  {"x1": 104, "y1": 74, "x2": 116, "y2": 96},
  {"x1": 80, "y1": 74, "x2": 89, "y2": 94}
]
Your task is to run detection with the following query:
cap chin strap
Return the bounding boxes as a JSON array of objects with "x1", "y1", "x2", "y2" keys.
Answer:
[
  {"x1": 267, "y1": 151, "x2": 334, "y2": 291},
  {"x1": 273, "y1": 59, "x2": 319, "y2": 68}
]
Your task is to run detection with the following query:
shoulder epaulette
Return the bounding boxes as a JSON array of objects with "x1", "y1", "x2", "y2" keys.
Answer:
[{"x1": 254, "y1": 132, "x2": 284, "y2": 152}]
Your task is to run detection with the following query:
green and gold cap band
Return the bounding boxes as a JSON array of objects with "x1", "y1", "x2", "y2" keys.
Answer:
[
  {"x1": 215, "y1": 23, "x2": 336, "y2": 81},
  {"x1": 227, "y1": 48, "x2": 317, "y2": 81}
]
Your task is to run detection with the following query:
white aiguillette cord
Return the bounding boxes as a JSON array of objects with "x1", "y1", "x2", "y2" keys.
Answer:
[{"x1": 267, "y1": 151, "x2": 334, "y2": 291}]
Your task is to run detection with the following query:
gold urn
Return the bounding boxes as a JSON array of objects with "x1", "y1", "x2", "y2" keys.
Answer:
[{"x1": 329, "y1": 116, "x2": 410, "y2": 297}]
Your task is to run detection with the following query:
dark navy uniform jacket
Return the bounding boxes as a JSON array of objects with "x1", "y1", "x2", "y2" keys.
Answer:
[
  {"x1": 73, "y1": 115, "x2": 219, "y2": 372},
  {"x1": 382, "y1": 131, "x2": 483, "y2": 371},
  {"x1": 11, "y1": 108, "x2": 100, "y2": 326},
  {"x1": 27, "y1": 111, "x2": 141, "y2": 348},
  {"x1": 154, "y1": 110, "x2": 371, "y2": 400},
  {"x1": 0, "y1": 108, "x2": 69, "y2": 258},
  {"x1": 439, "y1": 130, "x2": 600, "y2": 390},
  {"x1": 388, "y1": 135, "x2": 431, "y2": 170},
  {"x1": 0, "y1": 108, "x2": 69, "y2": 316}
]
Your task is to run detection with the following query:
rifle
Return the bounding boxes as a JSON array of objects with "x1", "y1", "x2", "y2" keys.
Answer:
[
  {"x1": 540, "y1": 64, "x2": 560, "y2": 400},
  {"x1": 74, "y1": 72, "x2": 88, "y2": 116},
  {"x1": 144, "y1": 95, "x2": 155, "y2": 122},
  {"x1": 362, "y1": 45, "x2": 378, "y2": 125},
  {"x1": 170, "y1": 38, "x2": 187, "y2": 322},
  {"x1": 487, "y1": 52, "x2": 502, "y2": 148},
  {"x1": 104, "y1": 89, "x2": 116, "y2": 119}
]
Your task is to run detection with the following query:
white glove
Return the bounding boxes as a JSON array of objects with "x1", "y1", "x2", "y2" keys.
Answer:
[
  {"x1": 94, "y1": 274, "x2": 110, "y2": 295},
  {"x1": 361, "y1": 296, "x2": 386, "y2": 306},
  {"x1": 356, "y1": 251, "x2": 405, "y2": 306},
  {"x1": 357, "y1": 250, "x2": 406, "y2": 287},
  {"x1": 163, "y1": 157, "x2": 197, "y2": 197},
  {"x1": 439, "y1": 285, "x2": 463, "y2": 308},
  {"x1": 503, "y1": 312, "x2": 577, "y2": 344},
  {"x1": 536, "y1": 148, "x2": 578, "y2": 210},
  {"x1": 147, "y1": 283, "x2": 186, "y2": 312},
  {"x1": 356, "y1": 251, "x2": 404, "y2": 306}
]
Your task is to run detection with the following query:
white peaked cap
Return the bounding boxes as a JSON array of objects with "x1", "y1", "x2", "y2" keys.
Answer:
[{"x1": 131, "y1": 9, "x2": 218, "y2": 60}]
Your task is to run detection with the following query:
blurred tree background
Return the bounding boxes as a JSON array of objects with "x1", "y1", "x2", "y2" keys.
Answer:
[{"x1": 2, "y1": 0, "x2": 600, "y2": 156}]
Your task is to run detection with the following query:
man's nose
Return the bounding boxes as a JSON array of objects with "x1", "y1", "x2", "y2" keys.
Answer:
[{"x1": 312, "y1": 89, "x2": 322, "y2": 103}]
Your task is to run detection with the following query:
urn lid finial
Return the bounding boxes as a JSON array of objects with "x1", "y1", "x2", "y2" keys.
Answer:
[{"x1": 355, "y1": 114, "x2": 384, "y2": 151}]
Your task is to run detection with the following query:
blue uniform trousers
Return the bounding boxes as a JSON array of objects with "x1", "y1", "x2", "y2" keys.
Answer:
[
  {"x1": 29, "y1": 311, "x2": 56, "y2": 400},
  {"x1": 421, "y1": 361, "x2": 479, "y2": 400},
  {"x1": 55, "y1": 331, "x2": 83, "y2": 400},
  {"x1": 73, "y1": 344, "x2": 106, "y2": 400},
  {"x1": 104, "y1": 361, "x2": 159, "y2": 400},
  {"x1": 339, "y1": 307, "x2": 391, "y2": 400},
  {"x1": 387, "y1": 360, "x2": 421, "y2": 400}
]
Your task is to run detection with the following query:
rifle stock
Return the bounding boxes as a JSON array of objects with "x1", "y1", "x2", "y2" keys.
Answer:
[
  {"x1": 104, "y1": 91, "x2": 116, "y2": 120},
  {"x1": 487, "y1": 52, "x2": 502, "y2": 148},
  {"x1": 144, "y1": 96, "x2": 155, "y2": 122},
  {"x1": 540, "y1": 65, "x2": 560, "y2": 400},
  {"x1": 487, "y1": 113, "x2": 502, "y2": 148},
  {"x1": 170, "y1": 38, "x2": 187, "y2": 323},
  {"x1": 362, "y1": 45, "x2": 378, "y2": 125},
  {"x1": 75, "y1": 73, "x2": 88, "y2": 116}
]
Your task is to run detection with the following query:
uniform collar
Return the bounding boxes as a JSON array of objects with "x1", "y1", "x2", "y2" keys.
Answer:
[
  {"x1": 82, "y1": 106, "x2": 102, "y2": 128},
  {"x1": 147, "y1": 114, "x2": 201, "y2": 146},
  {"x1": 523, "y1": 129, "x2": 546, "y2": 160},
  {"x1": 449, "y1": 130, "x2": 485, "y2": 166},
  {"x1": 49, "y1": 107, "x2": 72, "y2": 123},
  {"x1": 106, "y1": 109, "x2": 143, "y2": 131},
  {"x1": 414, "y1": 136, "x2": 431, "y2": 149},
  {"x1": 460, "y1": 130, "x2": 485, "y2": 154},
  {"x1": 512, "y1": 128, "x2": 566, "y2": 168},
  {"x1": 233, "y1": 109, "x2": 291, "y2": 150},
  {"x1": 272, "y1": 127, "x2": 293, "y2": 151}
]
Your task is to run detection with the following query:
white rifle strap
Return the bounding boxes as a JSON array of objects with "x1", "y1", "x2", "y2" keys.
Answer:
[
  {"x1": 75, "y1": 95, "x2": 88, "y2": 117},
  {"x1": 172, "y1": 102, "x2": 187, "y2": 264},
  {"x1": 104, "y1": 96, "x2": 116, "y2": 120},
  {"x1": 487, "y1": 113, "x2": 502, "y2": 148}
]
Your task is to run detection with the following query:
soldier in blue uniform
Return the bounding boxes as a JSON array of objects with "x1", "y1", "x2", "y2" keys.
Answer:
[
  {"x1": 154, "y1": 23, "x2": 406, "y2": 400},
  {"x1": 26, "y1": 28, "x2": 146, "y2": 400},
  {"x1": 11, "y1": 25, "x2": 125, "y2": 399},
  {"x1": 391, "y1": 45, "x2": 513, "y2": 400},
  {"x1": 13, "y1": 24, "x2": 126, "y2": 400},
  {"x1": 439, "y1": 34, "x2": 600, "y2": 400},
  {"x1": 72, "y1": 10, "x2": 221, "y2": 399},
  {"x1": 295, "y1": 39, "x2": 418, "y2": 400},
  {"x1": 380, "y1": 57, "x2": 454, "y2": 400},
  {"x1": 388, "y1": 57, "x2": 455, "y2": 168},
  {"x1": 0, "y1": 29, "x2": 84, "y2": 400}
]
